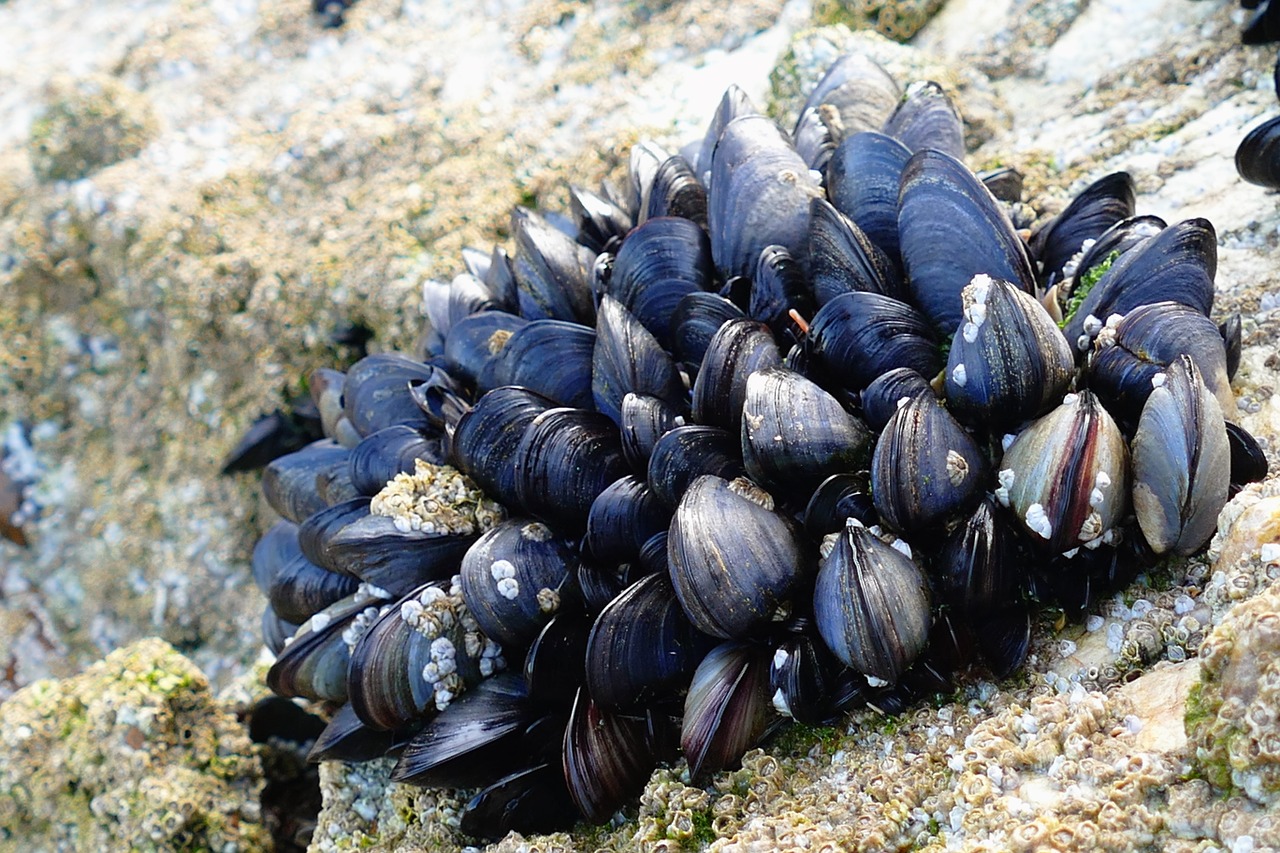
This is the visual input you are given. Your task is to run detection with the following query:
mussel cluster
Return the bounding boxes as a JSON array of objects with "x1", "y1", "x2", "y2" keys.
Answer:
[
  {"x1": 249, "y1": 53, "x2": 1269, "y2": 839},
  {"x1": 313, "y1": 0, "x2": 357, "y2": 28},
  {"x1": 1235, "y1": 0, "x2": 1280, "y2": 189}
]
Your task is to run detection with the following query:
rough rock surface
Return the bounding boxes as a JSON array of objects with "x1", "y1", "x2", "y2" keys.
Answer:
[
  {"x1": 0, "y1": 638, "x2": 268, "y2": 850},
  {"x1": 1, "y1": 0, "x2": 1280, "y2": 850}
]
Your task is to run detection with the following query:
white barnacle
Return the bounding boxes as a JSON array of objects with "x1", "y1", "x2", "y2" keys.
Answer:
[
  {"x1": 490, "y1": 558, "x2": 517, "y2": 582},
  {"x1": 1082, "y1": 314, "x2": 1103, "y2": 336},
  {"x1": 1089, "y1": 487, "x2": 1106, "y2": 508},
  {"x1": 952, "y1": 363, "x2": 968, "y2": 387},
  {"x1": 1151, "y1": 372, "x2": 1167, "y2": 389},
  {"x1": 393, "y1": 515, "x2": 413, "y2": 533},
  {"x1": 896, "y1": 395, "x2": 911, "y2": 410},
  {"x1": 1001, "y1": 433, "x2": 1017, "y2": 452},
  {"x1": 430, "y1": 636, "x2": 456, "y2": 661},
  {"x1": 1094, "y1": 471, "x2": 1111, "y2": 490},
  {"x1": 945, "y1": 449, "x2": 969, "y2": 485},
  {"x1": 865, "y1": 674, "x2": 889, "y2": 688},
  {"x1": 1063, "y1": 392, "x2": 1079, "y2": 407},
  {"x1": 773, "y1": 648, "x2": 790, "y2": 669},
  {"x1": 818, "y1": 532, "x2": 838, "y2": 559},
  {"x1": 497, "y1": 577, "x2": 520, "y2": 600},
  {"x1": 521, "y1": 522, "x2": 552, "y2": 542},
  {"x1": 308, "y1": 612, "x2": 332, "y2": 633},
  {"x1": 1079, "y1": 511, "x2": 1103, "y2": 542},
  {"x1": 772, "y1": 688, "x2": 793, "y2": 717},
  {"x1": 536, "y1": 587, "x2": 560, "y2": 614},
  {"x1": 1025, "y1": 503, "x2": 1053, "y2": 539},
  {"x1": 995, "y1": 468, "x2": 1016, "y2": 507},
  {"x1": 891, "y1": 538, "x2": 913, "y2": 559}
]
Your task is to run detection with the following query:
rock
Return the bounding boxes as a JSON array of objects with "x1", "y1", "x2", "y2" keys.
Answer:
[
  {"x1": 1188, "y1": 580, "x2": 1280, "y2": 806},
  {"x1": 0, "y1": 638, "x2": 268, "y2": 850},
  {"x1": 27, "y1": 74, "x2": 156, "y2": 183}
]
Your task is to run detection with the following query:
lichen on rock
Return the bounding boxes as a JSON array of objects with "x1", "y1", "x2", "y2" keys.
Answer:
[
  {"x1": 27, "y1": 74, "x2": 157, "y2": 183},
  {"x1": 0, "y1": 638, "x2": 268, "y2": 851}
]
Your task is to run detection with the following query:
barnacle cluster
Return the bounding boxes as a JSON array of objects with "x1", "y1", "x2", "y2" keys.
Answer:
[{"x1": 244, "y1": 40, "x2": 1270, "y2": 843}]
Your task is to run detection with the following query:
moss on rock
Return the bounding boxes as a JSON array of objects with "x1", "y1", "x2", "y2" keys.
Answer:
[{"x1": 0, "y1": 638, "x2": 268, "y2": 851}]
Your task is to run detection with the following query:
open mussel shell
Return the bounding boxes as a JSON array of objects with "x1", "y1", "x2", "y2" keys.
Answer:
[
  {"x1": 881, "y1": 80, "x2": 964, "y2": 159},
  {"x1": 793, "y1": 105, "x2": 838, "y2": 172},
  {"x1": 443, "y1": 310, "x2": 528, "y2": 387},
  {"x1": 585, "y1": 475, "x2": 671, "y2": 564},
  {"x1": 682, "y1": 641, "x2": 774, "y2": 779},
  {"x1": 620, "y1": 393, "x2": 680, "y2": 474},
  {"x1": 460, "y1": 762, "x2": 579, "y2": 841},
  {"x1": 813, "y1": 519, "x2": 932, "y2": 684},
  {"x1": 459, "y1": 519, "x2": 579, "y2": 648},
  {"x1": 809, "y1": 197, "x2": 904, "y2": 305},
  {"x1": 343, "y1": 354, "x2": 440, "y2": 437},
  {"x1": 592, "y1": 296, "x2": 685, "y2": 426},
  {"x1": 798, "y1": 52, "x2": 900, "y2": 139},
  {"x1": 392, "y1": 673, "x2": 545, "y2": 787},
  {"x1": 871, "y1": 392, "x2": 988, "y2": 533},
  {"x1": 648, "y1": 424, "x2": 747, "y2": 508},
  {"x1": 514, "y1": 408, "x2": 630, "y2": 530},
  {"x1": 511, "y1": 206, "x2": 596, "y2": 325},
  {"x1": 807, "y1": 291, "x2": 939, "y2": 393},
  {"x1": 668, "y1": 475, "x2": 807, "y2": 639},
  {"x1": 944, "y1": 274, "x2": 1074, "y2": 429},
  {"x1": 741, "y1": 366, "x2": 871, "y2": 495},
  {"x1": 268, "y1": 553, "x2": 360, "y2": 625},
  {"x1": 585, "y1": 572, "x2": 715, "y2": 711},
  {"x1": 997, "y1": 390, "x2": 1129, "y2": 555},
  {"x1": 859, "y1": 366, "x2": 934, "y2": 433},
  {"x1": 451, "y1": 386, "x2": 554, "y2": 503},
  {"x1": 482, "y1": 319, "x2": 596, "y2": 409},
  {"x1": 267, "y1": 593, "x2": 373, "y2": 703},
  {"x1": 263, "y1": 440, "x2": 350, "y2": 524},
  {"x1": 825, "y1": 131, "x2": 911, "y2": 269},
  {"x1": 610, "y1": 216, "x2": 716, "y2": 350},
  {"x1": 672, "y1": 291, "x2": 748, "y2": 375},
  {"x1": 569, "y1": 184, "x2": 630, "y2": 254},
  {"x1": 648, "y1": 155, "x2": 708, "y2": 225},
  {"x1": 1236, "y1": 114, "x2": 1280, "y2": 189},
  {"x1": 898, "y1": 148, "x2": 1036, "y2": 334},
  {"x1": 1132, "y1": 356, "x2": 1230, "y2": 556},
  {"x1": 1030, "y1": 171, "x2": 1135, "y2": 287},
  {"x1": 1068, "y1": 213, "x2": 1165, "y2": 295},
  {"x1": 348, "y1": 425, "x2": 447, "y2": 496},
  {"x1": 770, "y1": 629, "x2": 840, "y2": 725},
  {"x1": 308, "y1": 701, "x2": 418, "y2": 763},
  {"x1": 563, "y1": 687, "x2": 659, "y2": 823},
  {"x1": 1062, "y1": 218, "x2": 1216, "y2": 354},
  {"x1": 1088, "y1": 301, "x2": 1234, "y2": 426},
  {"x1": 707, "y1": 114, "x2": 823, "y2": 279},
  {"x1": 690, "y1": 318, "x2": 782, "y2": 434}
]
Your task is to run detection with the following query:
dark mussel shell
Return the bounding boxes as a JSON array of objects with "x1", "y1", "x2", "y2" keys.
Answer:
[
  {"x1": 592, "y1": 296, "x2": 685, "y2": 426},
  {"x1": 524, "y1": 613, "x2": 591, "y2": 707},
  {"x1": 934, "y1": 498, "x2": 1024, "y2": 616},
  {"x1": 318, "y1": 504, "x2": 478, "y2": 596},
  {"x1": 569, "y1": 184, "x2": 630, "y2": 254},
  {"x1": 1243, "y1": 0, "x2": 1280, "y2": 46},
  {"x1": 263, "y1": 440, "x2": 350, "y2": 524},
  {"x1": 813, "y1": 520, "x2": 932, "y2": 684},
  {"x1": 648, "y1": 155, "x2": 708, "y2": 225},
  {"x1": 825, "y1": 131, "x2": 911, "y2": 268},
  {"x1": 871, "y1": 392, "x2": 988, "y2": 533},
  {"x1": 798, "y1": 52, "x2": 900, "y2": 139},
  {"x1": 1062, "y1": 218, "x2": 1216, "y2": 354},
  {"x1": 298, "y1": 496, "x2": 371, "y2": 574},
  {"x1": 1088, "y1": 301, "x2": 1234, "y2": 426},
  {"x1": 513, "y1": 408, "x2": 629, "y2": 530},
  {"x1": 343, "y1": 353, "x2": 439, "y2": 436},
  {"x1": 459, "y1": 518, "x2": 580, "y2": 648},
  {"x1": 585, "y1": 475, "x2": 671, "y2": 564},
  {"x1": 809, "y1": 197, "x2": 904, "y2": 305},
  {"x1": 667, "y1": 475, "x2": 806, "y2": 639},
  {"x1": 1236, "y1": 114, "x2": 1280, "y2": 190},
  {"x1": 943, "y1": 275, "x2": 1074, "y2": 429},
  {"x1": 647, "y1": 424, "x2": 746, "y2": 509},
  {"x1": 1131, "y1": 356, "x2": 1230, "y2": 557},
  {"x1": 451, "y1": 386, "x2": 554, "y2": 502},
  {"x1": 443, "y1": 310, "x2": 529, "y2": 387},
  {"x1": 707, "y1": 115, "x2": 822, "y2": 279},
  {"x1": 221, "y1": 406, "x2": 321, "y2": 474},
  {"x1": 422, "y1": 275, "x2": 500, "y2": 345},
  {"x1": 807, "y1": 291, "x2": 939, "y2": 392},
  {"x1": 770, "y1": 629, "x2": 841, "y2": 725},
  {"x1": 563, "y1": 687, "x2": 659, "y2": 823},
  {"x1": 266, "y1": 593, "x2": 371, "y2": 703},
  {"x1": 681, "y1": 641, "x2": 774, "y2": 779},
  {"x1": 750, "y1": 244, "x2": 812, "y2": 339},
  {"x1": 511, "y1": 207, "x2": 597, "y2": 325},
  {"x1": 262, "y1": 607, "x2": 299, "y2": 657},
  {"x1": 696, "y1": 84, "x2": 760, "y2": 181},
  {"x1": 459, "y1": 762, "x2": 578, "y2": 841},
  {"x1": 585, "y1": 572, "x2": 716, "y2": 710},
  {"x1": 690, "y1": 318, "x2": 782, "y2": 434},
  {"x1": 881, "y1": 81, "x2": 964, "y2": 159},
  {"x1": 793, "y1": 105, "x2": 839, "y2": 173},
  {"x1": 1030, "y1": 171, "x2": 1135, "y2": 287},
  {"x1": 482, "y1": 319, "x2": 596, "y2": 409},
  {"x1": 741, "y1": 366, "x2": 871, "y2": 495},
  {"x1": 268, "y1": 552, "x2": 360, "y2": 625},
  {"x1": 859, "y1": 366, "x2": 934, "y2": 433},
  {"x1": 802, "y1": 472, "x2": 876, "y2": 539},
  {"x1": 392, "y1": 673, "x2": 539, "y2": 787},
  {"x1": 308, "y1": 701, "x2": 416, "y2": 764},
  {"x1": 619, "y1": 392, "x2": 681, "y2": 474},
  {"x1": 672, "y1": 291, "x2": 748, "y2": 375},
  {"x1": 1227, "y1": 421, "x2": 1270, "y2": 490},
  {"x1": 610, "y1": 216, "x2": 716, "y2": 350},
  {"x1": 898, "y1": 148, "x2": 1036, "y2": 334},
  {"x1": 1222, "y1": 313, "x2": 1243, "y2": 382},
  {"x1": 348, "y1": 425, "x2": 447, "y2": 496},
  {"x1": 252, "y1": 518, "x2": 302, "y2": 593},
  {"x1": 1068, "y1": 213, "x2": 1165, "y2": 296}
]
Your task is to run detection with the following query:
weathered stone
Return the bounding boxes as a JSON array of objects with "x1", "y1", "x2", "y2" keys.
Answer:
[{"x1": 27, "y1": 74, "x2": 156, "y2": 183}]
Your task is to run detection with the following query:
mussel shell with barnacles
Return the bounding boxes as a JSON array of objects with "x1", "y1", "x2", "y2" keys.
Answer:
[{"x1": 239, "y1": 49, "x2": 1269, "y2": 838}]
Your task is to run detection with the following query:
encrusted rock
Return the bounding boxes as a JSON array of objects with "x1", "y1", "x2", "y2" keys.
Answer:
[
  {"x1": 27, "y1": 74, "x2": 157, "y2": 183},
  {"x1": 0, "y1": 638, "x2": 268, "y2": 850}
]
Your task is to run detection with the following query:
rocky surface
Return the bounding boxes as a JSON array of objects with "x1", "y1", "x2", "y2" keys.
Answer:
[{"x1": 1, "y1": 0, "x2": 1280, "y2": 850}]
